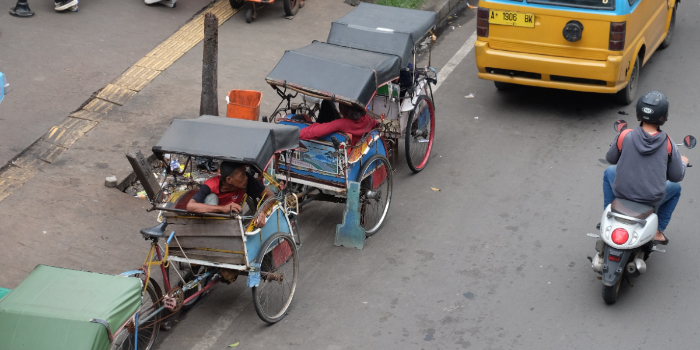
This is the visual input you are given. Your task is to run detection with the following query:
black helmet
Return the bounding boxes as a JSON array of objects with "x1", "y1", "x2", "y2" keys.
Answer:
[{"x1": 636, "y1": 91, "x2": 669, "y2": 125}]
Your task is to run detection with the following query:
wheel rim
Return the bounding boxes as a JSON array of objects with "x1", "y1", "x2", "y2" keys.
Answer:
[
  {"x1": 359, "y1": 157, "x2": 392, "y2": 234},
  {"x1": 407, "y1": 97, "x2": 435, "y2": 171},
  {"x1": 111, "y1": 285, "x2": 159, "y2": 350},
  {"x1": 254, "y1": 236, "x2": 297, "y2": 321}
]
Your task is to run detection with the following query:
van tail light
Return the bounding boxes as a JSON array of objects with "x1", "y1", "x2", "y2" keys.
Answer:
[
  {"x1": 609, "y1": 22, "x2": 626, "y2": 51},
  {"x1": 477, "y1": 7, "x2": 489, "y2": 38}
]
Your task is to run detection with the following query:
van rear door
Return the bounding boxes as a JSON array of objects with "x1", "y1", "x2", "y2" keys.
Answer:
[{"x1": 483, "y1": 0, "x2": 619, "y2": 61}]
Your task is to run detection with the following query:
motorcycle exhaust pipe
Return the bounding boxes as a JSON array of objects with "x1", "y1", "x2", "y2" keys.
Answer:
[
  {"x1": 626, "y1": 262, "x2": 637, "y2": 274},
  {"x1": 635, "y1": 258, "x2": 646, "y2": 274},
  {"x1": 591, "y1": 253, "x2": 604, "y2": 273}
]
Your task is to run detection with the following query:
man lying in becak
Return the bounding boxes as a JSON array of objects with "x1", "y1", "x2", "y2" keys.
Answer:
[
  {"x1": 299, "y1": 102, "x2": 377, "y2": 144},
  {"x1": 186, "y1": 161, "x2": 275, "y2": 227}
]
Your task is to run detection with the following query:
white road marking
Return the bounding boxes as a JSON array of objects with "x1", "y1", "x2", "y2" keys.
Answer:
[{"x1": 433, "y1": 31, "x2": 478, "y2": 93}]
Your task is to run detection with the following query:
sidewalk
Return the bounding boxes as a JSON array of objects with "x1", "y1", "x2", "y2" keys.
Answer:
[{"x1": 0, "y1": 0, "x2": 352, "y2": 289}]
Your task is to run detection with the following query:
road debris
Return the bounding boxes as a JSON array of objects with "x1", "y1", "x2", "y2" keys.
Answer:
[
  {"x1": 228, "y1": 343, "x2": 240, "y2": 347},
  {"x1": 431, "y1": 187, "x2": 441, "y2": 192},
  {"x1": 465, "y1": 93, "x2": 475, "y2": 98},
  {"x1": 105, "y1": 175, "x2": 117, "y2": 188}
]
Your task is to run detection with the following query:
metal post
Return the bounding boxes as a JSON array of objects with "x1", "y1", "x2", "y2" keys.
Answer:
[
  {"x1": 9, "y1": 0, "x2": 34, "y2": 17},
  {"x1": 200, "y1": 12, "x2": 219, "y2": 116}
]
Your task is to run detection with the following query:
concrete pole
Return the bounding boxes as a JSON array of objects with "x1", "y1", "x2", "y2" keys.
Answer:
[{"x1": 200, "y1": 12, "x2": 219, "y2": 116}]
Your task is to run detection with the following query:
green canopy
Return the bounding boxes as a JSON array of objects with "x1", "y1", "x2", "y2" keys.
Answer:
[{"x1": 0, "y1": 265, "x2": 142, "y2": 350}]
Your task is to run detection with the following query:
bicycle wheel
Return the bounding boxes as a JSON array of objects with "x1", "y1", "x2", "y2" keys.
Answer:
[
  {"x1": 252, "y1": 232, "x2": 299, "y2": 324},
  {"x1": 110, "y1": 281, "x2": 161, "y2": 350},
  {"x1": 269, "y1": 108, "x2": 288, "y2": 124},
  {"x1": 357, "y1": 154, "x2": 393, "y2": 236},
  {"x1": 405, "y1": 95, "x2": 435, "y2": 173}
]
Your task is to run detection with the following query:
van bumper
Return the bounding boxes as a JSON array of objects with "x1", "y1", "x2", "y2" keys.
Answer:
[{"x1": 475, "y1": 41, "x2": 626, "y2": 94}]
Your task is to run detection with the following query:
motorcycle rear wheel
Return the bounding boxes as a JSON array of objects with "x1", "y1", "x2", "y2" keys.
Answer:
[{"x1": 602, "y1": 275, "x2": 623, "y2": 305}]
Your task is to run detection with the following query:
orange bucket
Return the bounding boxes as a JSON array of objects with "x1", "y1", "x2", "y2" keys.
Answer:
[{"x1": 226, "y1": 89, "x2": 262, "y2": 121}]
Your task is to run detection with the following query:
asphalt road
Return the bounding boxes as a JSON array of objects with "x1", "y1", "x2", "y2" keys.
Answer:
[
  {"x1": 2, "y1": 1, "x2": 700, "y2": 349},
  {"x1": 151, "y1": 3, "x2": 700, "y2": 350}
]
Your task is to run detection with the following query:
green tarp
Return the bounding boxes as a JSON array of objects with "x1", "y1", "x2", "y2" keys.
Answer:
[
  {"x1": 0, "y1": 288, "x2": 10, "y2": 300},
  {"x1": 0, "y1": 265, "x2": 142, "y2": 350}
]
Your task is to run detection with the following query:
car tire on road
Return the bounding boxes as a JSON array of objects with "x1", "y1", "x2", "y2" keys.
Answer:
[
  {"x1": 229, "y1": 0, "x2": 244, "y2": 9},
  {"x1": 494, "y1": 81, "x2": 515, "y2": 91},
  {"x1": 283, "y1": 0, "x2": 299, "y2": 16},
  {"x1": 659, "y1": 7, "x2": 676, "y2": 50},
  {"x1": 615, "y1": 56, "x2": 639, "y2": 105}
]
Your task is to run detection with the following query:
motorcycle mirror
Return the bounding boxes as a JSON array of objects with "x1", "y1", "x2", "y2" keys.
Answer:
[
  {"x1": 0, "y1": 72, "x2": 6, "y2": 104},
  {"x1": 613, "y1": 120, "x2": 627, "y2": 132},
  {"x1": 683, "y1": 135, "x2": 696, "y2": 149}
]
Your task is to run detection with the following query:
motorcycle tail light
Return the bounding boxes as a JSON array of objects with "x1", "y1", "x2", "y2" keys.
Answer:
[
  {"x1": 608, "y1": 255, "x2": 621, "y2": 262},
  {"x1": 611, "y1": 228, "x2": 629, "y2": 245}
]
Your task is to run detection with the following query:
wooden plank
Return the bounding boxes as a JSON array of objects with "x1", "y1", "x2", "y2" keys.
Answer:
[
  {"x1": 170, "y1": 236, "x2": 243, "y2": 250},
  {"x1": 170, "y1": 249, "x2": 246, "y2": 265},
  {"x1": 169, "y1": 223, "x2": 241, "y2": 237}
]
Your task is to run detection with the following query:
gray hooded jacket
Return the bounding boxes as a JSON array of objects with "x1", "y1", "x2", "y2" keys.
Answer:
[{"x1": 606, "y1": 126, "x2": 686, "y2": 207}]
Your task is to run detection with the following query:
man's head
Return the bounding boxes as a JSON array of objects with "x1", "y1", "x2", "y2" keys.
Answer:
[
  {"x1": 636, "y1": 91, "x2": 669, "y2": 126},
  {"x1": 339, "y1": 103, "x2": 366, "y2": 121},
  {"x1": 220, "y1": 161, "x2": 248, "y2": 189}
]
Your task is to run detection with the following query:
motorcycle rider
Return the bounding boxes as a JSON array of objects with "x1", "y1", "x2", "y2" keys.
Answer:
[{"x1": 603, "y1": 91, "x2": 689, "y2": 245}]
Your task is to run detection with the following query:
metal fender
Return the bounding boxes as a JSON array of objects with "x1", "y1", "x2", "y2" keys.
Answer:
[
  {"x1": 602, "y1": 245, "x2": 632, "y2": 287},
  {"x1": 400, "y1": 80, "x2": 427, "y2": 112}
]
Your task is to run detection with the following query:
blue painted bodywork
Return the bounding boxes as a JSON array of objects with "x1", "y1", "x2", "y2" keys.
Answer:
[
  {"x1": 245, "y1": 207, "x2": 291, "y2": 263},
  {"x1": 485, "y1": 0, "x2": 634, "y2": 15},
  {"x1": 0, "y1": 72, "x2": 5, "y2": 104},
  {"x1": 335, "y1": 181, "x2": 365, "y2": 249},
  {"x1": 278, "y1": 120, "x2": 388, "y2": 185},
  {"x1": 246, "y1": 262, "x2": 261, "y2": 287}
]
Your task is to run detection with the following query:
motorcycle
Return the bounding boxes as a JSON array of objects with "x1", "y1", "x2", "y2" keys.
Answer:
[{"x1": 588, "y1": 119, "x2": 696, "y2": 304}]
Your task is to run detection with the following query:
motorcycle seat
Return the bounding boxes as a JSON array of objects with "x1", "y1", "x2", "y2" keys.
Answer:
[{"x1": 611, "y1": 198, "x2": 654, "y2": 220}]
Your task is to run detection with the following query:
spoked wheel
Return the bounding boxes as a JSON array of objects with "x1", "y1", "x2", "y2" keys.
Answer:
[
  {"x1": 110, "y1": 282, "x2": 161, "y2": 350},
  {"x1": 602, "y1": 274, "x2": 623, "y2": 305},
  {"x1": 405, "y1": 95, "x2": 435, "y2": 173},
  {"x1": 177, "y1": 265, "x2": 208, "y2": 312},
  {"x1": 252, "y1": 232, "x2": 299, "y2": 324},
  {"x1": 283, "y1": 0, "x2": 299, "y2": 16},
  {"x1": 268, "y1": 108, "x2": 288, "y2": 124},
  {"x1": 357, "y1": 154, "x2": 393, "y2": 236}
]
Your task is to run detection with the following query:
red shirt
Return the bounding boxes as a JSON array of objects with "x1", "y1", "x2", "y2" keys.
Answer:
[
  {"x1": 300, "y1": 115, "x2": 377, "y2": 144},
  {"x1": 201, "y1": 176, "x2": 246, "y2": 206}
]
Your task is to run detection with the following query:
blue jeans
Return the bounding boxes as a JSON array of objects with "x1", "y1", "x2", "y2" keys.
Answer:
[{"x1": 603, "y1": 165, "x2": 681, "y2": 232}]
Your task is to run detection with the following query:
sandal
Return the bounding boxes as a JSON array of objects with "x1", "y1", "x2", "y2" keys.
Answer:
[{"x1": 653, "y1": 231, "x2": 670, "y2": 245}]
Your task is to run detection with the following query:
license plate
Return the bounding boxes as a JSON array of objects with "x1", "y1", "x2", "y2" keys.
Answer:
[{"x1": 489, "y1": 10, "x2": 535, "y2": 28}]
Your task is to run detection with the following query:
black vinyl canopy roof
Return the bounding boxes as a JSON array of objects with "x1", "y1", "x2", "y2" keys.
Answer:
[
  {"x1": 152, "y1": 115, "x2": 299, "y2": 170},
  {"x1": 266, "y1": 41, "x2": 401, "y2": 109},
  {"x1": 327, "y1": 2, "x2": 436, "y2": 68}
]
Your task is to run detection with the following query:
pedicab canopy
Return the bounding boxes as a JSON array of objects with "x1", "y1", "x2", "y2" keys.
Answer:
[
  {"x1": 266, "y1": 41, "x2": 401, "y2": 109},
  {"x1": 0, "y1": 265, "x2": 142, "y2": 350},
  {"x1": 327, "y1": 2, "x2": 436, "y2": 68},
  {"x1": 152, "y1": 115, "x2": 300, "y2": 170}
]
